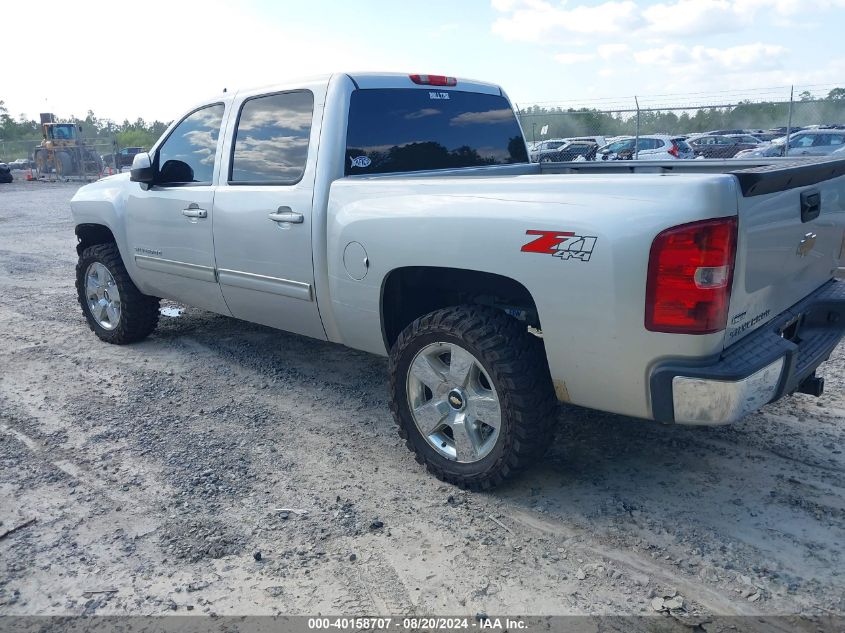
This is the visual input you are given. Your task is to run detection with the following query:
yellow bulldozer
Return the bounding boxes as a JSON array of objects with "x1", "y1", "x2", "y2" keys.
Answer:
[{"x1": 34, "y1": 113, "x2": 103, "y2": 178}]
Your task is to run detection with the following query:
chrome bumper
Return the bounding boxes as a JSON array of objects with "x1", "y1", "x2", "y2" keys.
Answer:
[
  {"x1": 671, "y1": 357, "x2": 785, "y2": 425},
  {"x1": 650, "y1": 280, "x2": 845, "y2": 425}
]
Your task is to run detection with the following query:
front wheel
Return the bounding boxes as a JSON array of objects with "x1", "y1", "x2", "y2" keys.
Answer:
[
  {"x1": 389, "y1": 306, "x2": 558, "y2": 489},
  {"x1": 55, "y1": 151, "x2": 74, "y2": 178},
  {"x1": 76, "y1": 243, "x2": 160, "y2": 344}
]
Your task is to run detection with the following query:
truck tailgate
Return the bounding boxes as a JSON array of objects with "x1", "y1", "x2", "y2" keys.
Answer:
[{"x1": 727, "y1": 158, "x2": 845, "y2": 346}]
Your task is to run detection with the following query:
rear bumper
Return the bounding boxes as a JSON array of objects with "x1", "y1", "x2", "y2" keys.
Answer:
[{"x1": 650, "y1": 280, "x2": 845, "y2": 425}]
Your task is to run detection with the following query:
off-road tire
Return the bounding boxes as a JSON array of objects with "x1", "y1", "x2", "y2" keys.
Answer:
[
  {"x1": 389, "y1": 305, "x2": 558, "y2": 489},
  {"x1": 76, "y1": 243, "x2": 160, "y2": 344},
  {"x1": 56, "y1": 151, "x2": 73, "y2": 178},
  {"x1": 34, "y1": 149, "x2": 50, "y2": 175}
]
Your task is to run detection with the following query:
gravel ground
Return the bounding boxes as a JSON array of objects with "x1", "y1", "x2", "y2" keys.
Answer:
[{"x1": 0, "y1": 178, "x2": 844, "y2": 622}]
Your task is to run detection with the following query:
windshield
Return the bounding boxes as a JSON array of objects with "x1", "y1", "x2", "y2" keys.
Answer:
[
  {"x1": 51, "y1": 124, "x2": 76, "y2": 140},
  {"x1": 345, "y1": 89, "x2": 527, "y2": 175}
]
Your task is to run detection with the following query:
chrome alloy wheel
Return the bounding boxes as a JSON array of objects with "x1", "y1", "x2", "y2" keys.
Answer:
[
  {"x1": 85, "y1": 262, "x2": 121, "y2": 330},
  {"x1": 406, "y1": 342, "x2": 501, "y2": 463}
]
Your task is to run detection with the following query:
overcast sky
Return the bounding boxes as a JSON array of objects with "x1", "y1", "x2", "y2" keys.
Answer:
[{"x1": 3, "y1": 0, "x2": 844, "y2": 123}]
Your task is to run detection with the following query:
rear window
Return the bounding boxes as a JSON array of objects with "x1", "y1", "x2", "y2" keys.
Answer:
[
  {"x1": 672, "y1": 138, "x2": 692, "y2": 151},
  {"x1": 345, "y1": 89, "x2": 527, "y2": 175}
]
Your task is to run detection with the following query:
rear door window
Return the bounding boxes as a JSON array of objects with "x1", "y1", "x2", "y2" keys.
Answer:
[
  {"x1": 345, "y1": 89, "x2": 527, "y2": 175},
  {"x1": 636, "y1": 138, "x2": 662, "y2": 150},
  {"x1": 606, "y1": 139, "x2": 634, "y2": 153},
  {"x1": 230, "y1": 91, "x2": 314, "y2": 184},
  {"x1": 791, "y1": 134, "x2": 814, "y2": 147}
]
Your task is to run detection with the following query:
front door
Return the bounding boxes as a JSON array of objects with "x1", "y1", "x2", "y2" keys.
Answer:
[
  {"x1": 212, "y1": 90, "x2": 326, "y2": 340},
  {"x1": 125, "y1": 103, "x2": 230, "y2": 315}
]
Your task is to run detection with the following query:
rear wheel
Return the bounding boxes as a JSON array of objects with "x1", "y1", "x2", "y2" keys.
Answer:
[
  {"x1": 84, "y1": 148, "x2": 104, "y2": 174},
  {"x1": 76, "y1": 243, "x2": 160, "y2": 344},
  {"x1": 389, "y1": 305, "x2": 558, "y2": 489}
]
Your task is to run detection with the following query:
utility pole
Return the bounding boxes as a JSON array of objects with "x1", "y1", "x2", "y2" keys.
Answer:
[
  {"x1": 784, "y1": 85, "x2": 794, "y2": 156},
  {"x1": 634, "y1": 96, "x2": 641, "y2": 161}
]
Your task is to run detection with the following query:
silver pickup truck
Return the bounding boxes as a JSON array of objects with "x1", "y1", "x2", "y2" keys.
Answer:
[{"x1": 70, "y1": 72, "x2": 845, "y2": 489}]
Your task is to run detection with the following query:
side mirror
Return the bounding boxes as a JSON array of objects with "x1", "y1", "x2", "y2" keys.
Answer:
[{"x1": 130, "y1": 152, "x2": 155, "y2": 184}]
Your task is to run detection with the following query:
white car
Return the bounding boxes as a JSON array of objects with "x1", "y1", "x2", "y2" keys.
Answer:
[
  {"x1": 597, "y1": 135, "x2": 694, "y2": 160},
  {"x1": 733, "y1": 143, "x2": 785, "y2": 159},
  {"x1": 784, "y1": 129, "x2": 845, "y2": 157}
]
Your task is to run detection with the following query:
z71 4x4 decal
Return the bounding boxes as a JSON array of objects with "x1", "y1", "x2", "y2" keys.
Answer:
[{"x1": 521, "y1": 230, "x2": 598, "y2": 262}]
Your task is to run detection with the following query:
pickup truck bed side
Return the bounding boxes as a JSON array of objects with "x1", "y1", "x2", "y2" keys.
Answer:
[{"x1": 327, "y1": 171, "x2": 741, "y2": 419}]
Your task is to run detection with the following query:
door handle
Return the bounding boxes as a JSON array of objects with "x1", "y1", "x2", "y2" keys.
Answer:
[
  {"x1": 268, "y1": 206, "x2": 304, "y2": 224},
  {"x1": 182, "y1": 203, "x2": 207, "y2": 218}
]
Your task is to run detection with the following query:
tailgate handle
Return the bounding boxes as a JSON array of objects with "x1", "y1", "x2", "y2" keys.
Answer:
[{"x1": 800, "y1": 190, "x2": 821, "y2": 223}]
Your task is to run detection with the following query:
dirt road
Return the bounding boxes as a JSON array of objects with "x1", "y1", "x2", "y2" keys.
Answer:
[{"x1": 1, "y1": 180, "x2": 844, "y2": 621}]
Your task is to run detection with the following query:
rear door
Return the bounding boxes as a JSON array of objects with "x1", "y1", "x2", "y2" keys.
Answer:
[
  {"x1": 212, "y1": 88, "x2": 327, "y2": 340},
  {"x1": 811, "y1": 132, "x2": 845, "y2": 156},
  {"x1": 726, "y1": 163, "x2": 845, "y2": 345},
  {"x1": 636, "y1": 137, "x2": 665, "y2": 158}
]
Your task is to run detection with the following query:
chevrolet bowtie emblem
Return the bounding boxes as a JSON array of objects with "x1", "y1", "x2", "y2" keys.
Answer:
[{"x1": 797, "y1": 232, "x2": 817, "y2": 257}]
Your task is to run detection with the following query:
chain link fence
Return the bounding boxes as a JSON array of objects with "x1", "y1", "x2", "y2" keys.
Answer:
[
  {"x1": 517, "y1": 86, "x2": 845, "y2": 162},
  {"x1": 4, "y1": 86, "x2": 845, "y2": 175},
  {"x1": 1, "y1": 137, "x2": 121, "y2": 182}
]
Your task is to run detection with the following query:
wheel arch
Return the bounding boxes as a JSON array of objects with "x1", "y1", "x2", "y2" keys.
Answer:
[
  {"x1": 380, "y1": 266, "x2": 542, "y2": 350},
  {"x1": 75, "y1": 223, "x2": 116, "y2": 257}
]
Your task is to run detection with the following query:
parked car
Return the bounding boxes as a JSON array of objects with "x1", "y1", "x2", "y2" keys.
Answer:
[
  {"x1": 768, "y1": 126, "x2": 806, "y2": 136},
  {"x1": 104, "y1": 147, "x2": 147, "y2": 169},
  {"x1": 548, "y1": 141, "x2": 598, "y2": 162},
  {"x1": 783, "y1": 129, "x2": 845, "y2": 157},
  {"x1": 733, "y1": 143, "x2": 785, "y2": 159},
  {"x1": 597, "y1": 135, "x2": 693, "y2": 160},
  {"x1": 753, "y1": 131, "x2": 785, "y2": 142},
  {"x1": 528, "y1": 139, "x2": 568, "y2": 162},
  {"x1": 0, "y1": 162, "x2": 12, "y2": 183},
  {"x1": 70, "y1": 72, "x2": 845, "y2": 488},
  {"x1": 564, "y1": 136, "x2": 607, "y2": 148},
  {"x1": 8, "y1": 158, "x2": 33, "y2": 170},
  {"x1": 530, "y1": 137, "x2": 607, "y2": 162},
  {"x1": 701, "y1": 129, "x2": 747, "y2": 136},
  {"x1": 727, "y1": 134, "x2": 765, "y2": 144},
  {"x1": 688, "y1": 134, "x2": 762, "y2": 159}
]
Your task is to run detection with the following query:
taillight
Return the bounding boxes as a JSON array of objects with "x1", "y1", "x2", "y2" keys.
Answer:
[
  {"x1": 669, "y1": 143, "x2": 680, "y2": 158},
  {"x1": 645, "y1": 217, "x2": 737, "y2": 334},
  {"x1": 409, "y1": 74, "x2": 457, "y2": 87}
]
